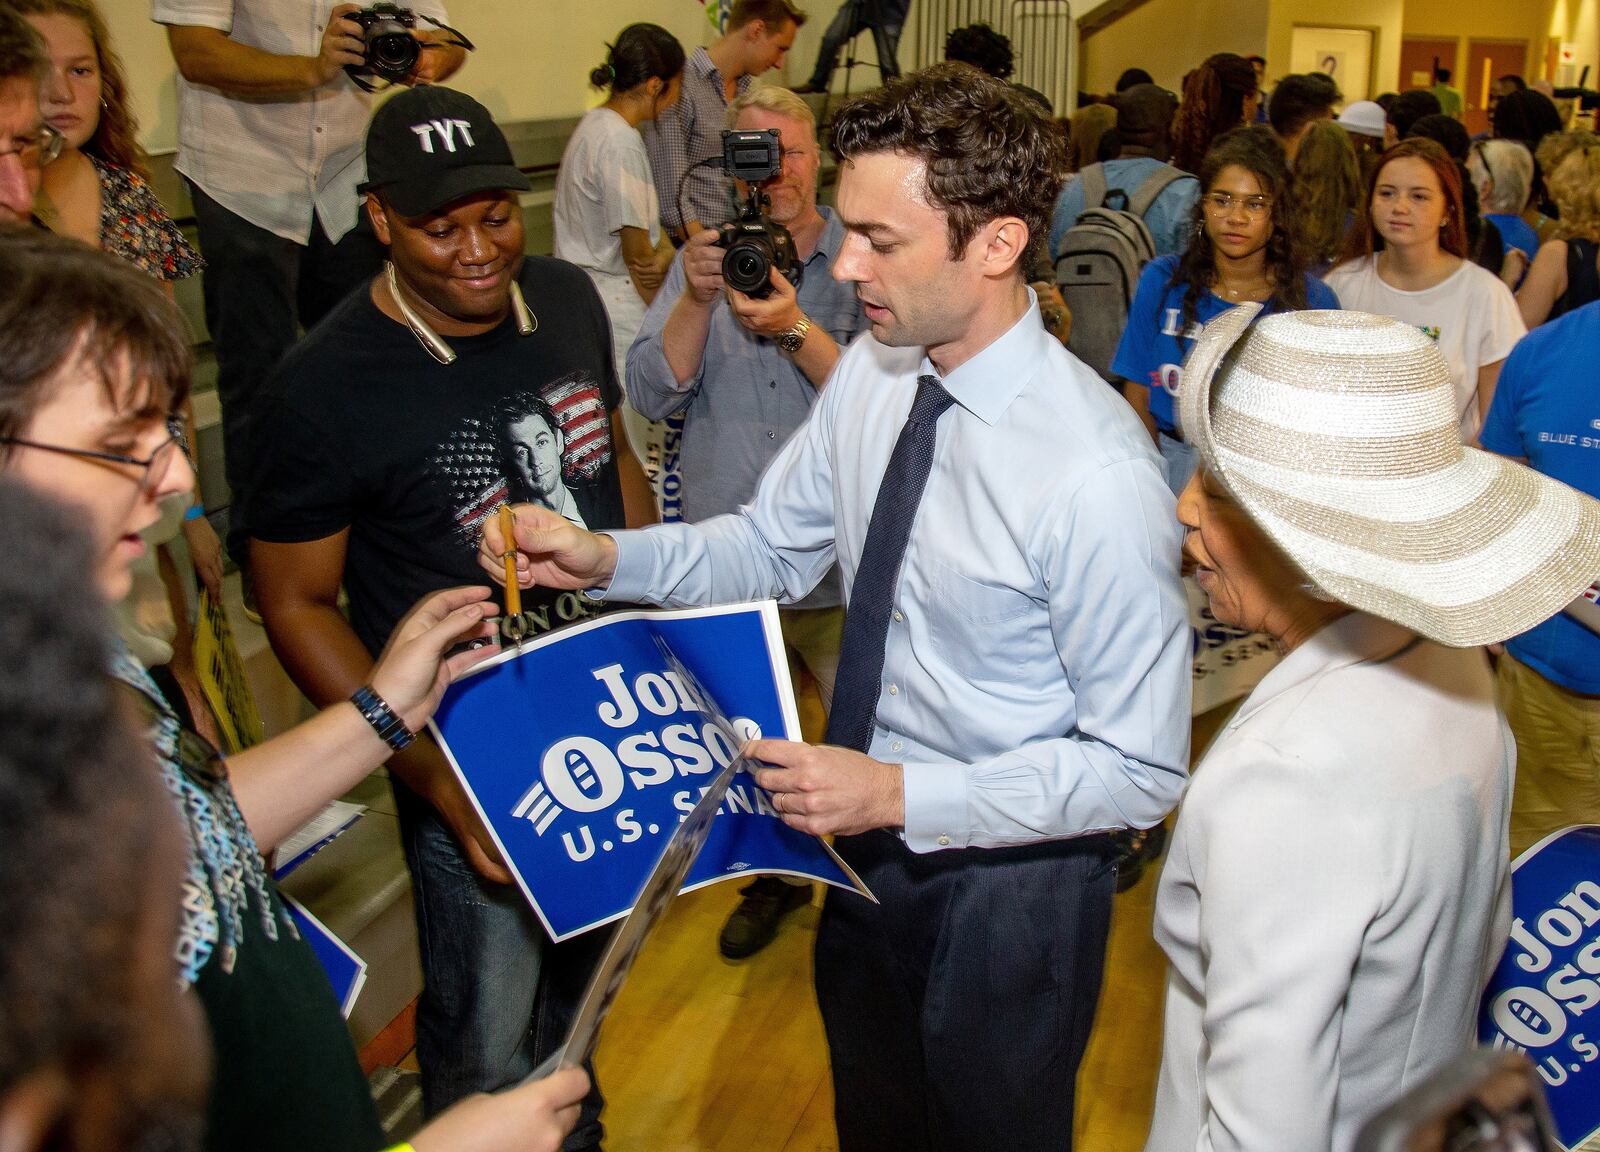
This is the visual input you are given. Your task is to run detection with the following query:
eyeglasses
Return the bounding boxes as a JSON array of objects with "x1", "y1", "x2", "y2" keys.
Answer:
[
  {"x1": 0, "y1": 124, "x2": 65, "y2": 170},
  {"x1": 0, "y1": 415, "x2": 187, "y2": 489},
  {"x1": 1202, "y1": 192, "x2": 1274, "y2": 218}
]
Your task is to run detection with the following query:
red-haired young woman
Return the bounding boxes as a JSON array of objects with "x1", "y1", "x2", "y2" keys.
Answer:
[
  {"x1": 1171, "y1": 53, "x2": 1260, "y2": 174},
  {"x1": 1326, "y1": 137, "x2": 1525, "y2": 442}
]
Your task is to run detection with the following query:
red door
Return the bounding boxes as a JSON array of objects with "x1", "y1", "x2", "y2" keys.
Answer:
[
  {"x1": 1466, "y1": 39, "x2": 1529, "y2": 135},
  {"x1": 1400, "y1": 38, "x2": 1456, "y2": 92}
]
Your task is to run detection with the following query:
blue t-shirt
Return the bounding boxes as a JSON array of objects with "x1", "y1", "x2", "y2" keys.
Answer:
[
  {"x1": 1486, "y1": 212, "x2": 1540, "y2": 259},
  {"x1": 1480, "y1": 300, "x2": 1600, "y2": 693},
  {"x1": 1110, "y1": 254, "x2": 1341, "y2": 433}
]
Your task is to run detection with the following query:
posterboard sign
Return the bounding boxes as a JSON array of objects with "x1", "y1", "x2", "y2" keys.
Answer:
[
  {"x1": 1478, "y1": 825, "x2": 1600, "y2": 1150},
  {"x1": 621, "y1": 396, "x2": 686, "y2": 524},
  {"x1": 1187, "y1": 579, "x2": 1279, "y2": 715},
  {"x1": 193, "y1": 589, "x2": 264, "y2": 754},
  {"x1": 705, "y1": 0, "x2": 732, "y2": 33},
  {"x1": 283, "y1": 896, "x2": 367, "y2": 1019},
  {"x1": 273, "y1": 801, "x2": 365, "y2": 879},
  {"x1": 429, "y1": 601, "x2": 869, "y2": 942}
]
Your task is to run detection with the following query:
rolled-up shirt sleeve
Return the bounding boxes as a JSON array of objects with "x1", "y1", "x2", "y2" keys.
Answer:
[
  {"x1": 152, "y1": 0, "x2": 233, "y2": 30},
  {"x1": 624, "y1": 252, "x2": 699, "y2": 421}
]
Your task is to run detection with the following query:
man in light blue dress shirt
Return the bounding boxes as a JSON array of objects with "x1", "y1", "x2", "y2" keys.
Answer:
[
  {"x1": 485, "y1": 64, "x2": 1190, "y2": 1152},
  {"x1": 628, "y1": 85, "x2": 869, "y2": 960}
]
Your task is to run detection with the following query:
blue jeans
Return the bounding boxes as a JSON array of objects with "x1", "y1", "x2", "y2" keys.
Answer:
[
  {"x1": 396, "y1": 782, "x2": 607, "y2": 1147},
  {"x1": 1157, "y1": 429, "x2": 1198, "y2": 496},
  {"x1": 807, "y1": 0, "x2": 904, "y2": 87}
]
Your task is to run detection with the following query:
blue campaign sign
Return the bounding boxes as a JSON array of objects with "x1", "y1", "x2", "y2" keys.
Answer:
[
  {"x1": 1478, "y1": 825, "x2": 1600, "y2": 1149},
  {"x1": 283, "y1": 897, "x2": 367, "y2": 1019},
  {"x1": 429, "y1": 601, "x2": 870, "y2": 941}
]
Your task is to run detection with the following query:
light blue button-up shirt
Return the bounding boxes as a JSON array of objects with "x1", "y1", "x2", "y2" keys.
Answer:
[{"x1": 601, "y1": 297, "x2": 1191, "y2": 851}]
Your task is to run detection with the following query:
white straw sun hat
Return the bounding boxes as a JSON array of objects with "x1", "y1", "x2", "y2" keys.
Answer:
[{"x1": 1177, "y1": 304, "x2": 1600, "y2": 647}]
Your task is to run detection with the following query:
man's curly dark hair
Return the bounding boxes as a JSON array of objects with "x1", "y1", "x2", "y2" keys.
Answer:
[
  {"x1": 830, "y1": 62, "x2": 1067, "y2": 269},
  {"x1": 0, "y1": 478, "x2": 177, "y2": 1112},
  {"x1": 0, "y1": 230, "x2": 192, "y2": 444}
]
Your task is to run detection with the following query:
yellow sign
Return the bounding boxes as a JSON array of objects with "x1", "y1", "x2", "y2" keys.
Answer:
[{"x1": 193, "y1": 590, "x2": 264, "y2": 754}]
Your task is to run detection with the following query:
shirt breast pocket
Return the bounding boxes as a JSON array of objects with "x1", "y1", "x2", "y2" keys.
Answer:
[
  {"x1": 925, "y1": 560, "x2": 1035, "y2": 681},
  {"x1": 808, "y1": 300, "x2": 864, "y2": 347}
]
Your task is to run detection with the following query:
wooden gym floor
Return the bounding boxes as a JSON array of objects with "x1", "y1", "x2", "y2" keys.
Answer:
[{"x1": 588, "y1": 680, "x2": 1227, "y2": 1151}]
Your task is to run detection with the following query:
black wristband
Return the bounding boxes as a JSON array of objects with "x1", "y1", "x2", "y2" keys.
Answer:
[{"x1": 350, "y1": 685, "x2": 415, "y2": 752}]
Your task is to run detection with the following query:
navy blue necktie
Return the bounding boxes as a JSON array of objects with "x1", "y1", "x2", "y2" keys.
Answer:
[{"x1": 825, "y1": 375, "x2": 955, "y2": 753}]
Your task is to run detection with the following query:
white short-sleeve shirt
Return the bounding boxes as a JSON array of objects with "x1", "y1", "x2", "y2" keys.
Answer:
[
  {"x1": 552, "y1": 107, "x2": 660, "y2": 279},
  {"x1": 1323, "y1": 256, "x2": 1526, "y2": 442},
  {"x1": 153, "y1": 0, "x2": 448, "y2": 244}
]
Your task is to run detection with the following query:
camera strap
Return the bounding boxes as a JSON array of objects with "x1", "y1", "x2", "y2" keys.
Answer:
[
  {"x1": 384, "y1": 261, "x2": 536, "y2": 366},
  {"x1": 415, "y1": 12, "x2": 475, "y2": 51}
]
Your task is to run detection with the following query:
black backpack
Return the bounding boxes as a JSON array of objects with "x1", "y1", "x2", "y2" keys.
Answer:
[{"x1": 1055, "y1": 162, "x2": 1188, "y2": 382}]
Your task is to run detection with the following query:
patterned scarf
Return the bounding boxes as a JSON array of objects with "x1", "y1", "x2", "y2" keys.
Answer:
[{"x1": 110, "y1": 646, "x2": 295, "y2": 985}]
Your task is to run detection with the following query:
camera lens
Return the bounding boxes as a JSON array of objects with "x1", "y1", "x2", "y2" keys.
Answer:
[
  {"x1": 368, "y1": 27, "x2": 419, "y2": 76},
  {"x1": 723, "y1": 241, "x2": 772, "y2": 296}
]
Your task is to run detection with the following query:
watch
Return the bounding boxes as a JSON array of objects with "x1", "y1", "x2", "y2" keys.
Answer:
[
  {"x1": 350, "y1": 685, "x2": 416, "y2": 752},
  {"x1": 776, "y1": 315, "x2": 812, "y2": 354}
]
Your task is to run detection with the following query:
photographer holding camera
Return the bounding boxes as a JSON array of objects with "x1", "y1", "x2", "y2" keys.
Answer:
[
  {"x1": 627, "y1": 84, "x2": 866, "y2": 958},
  {"x1": 158, "y1": 0, "x2": 466, "y2": 591}
]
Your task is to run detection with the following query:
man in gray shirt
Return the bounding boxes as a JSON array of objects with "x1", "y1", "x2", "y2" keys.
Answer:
[{"x1": 627, "y1": 84, "x2": 866, "y2": 958}]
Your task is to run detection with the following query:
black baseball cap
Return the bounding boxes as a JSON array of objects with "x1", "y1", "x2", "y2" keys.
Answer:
[
  {"x1": 358, "y1": 85, "x2": 530, "y2": 216},
  {"x1": 1113, "y1": 83, "x2": 1178, "y2": 139}
]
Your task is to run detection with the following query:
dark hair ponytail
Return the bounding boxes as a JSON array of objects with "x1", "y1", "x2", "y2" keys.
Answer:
[
  {"x1": 590, "y1": 23, "x2": 686, "y2": 94},
  {"x1": 1172, "y1": 52, "x2": 1259, "y2": 173}
]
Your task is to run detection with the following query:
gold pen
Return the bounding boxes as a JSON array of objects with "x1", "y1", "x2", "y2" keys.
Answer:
[{"x1": 499, "y1": 504, "x2": 522, "y2": 623}]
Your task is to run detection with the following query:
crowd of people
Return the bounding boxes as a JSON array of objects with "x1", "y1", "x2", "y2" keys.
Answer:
[{"x1": 1, "y1": 3, "x2": 1599, "y2": 1152}]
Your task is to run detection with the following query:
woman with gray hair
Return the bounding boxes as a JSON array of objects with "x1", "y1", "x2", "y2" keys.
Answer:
[
  {"x1": 1144, "y1": 304, "x2": 1600, "y2": 1152},
  {"x1": 1511, "y1": 133, "x2": 1600, "y2": 327},
  {"x1": 1467, "y1": 138, "x2": 1538, "y2": 268}
]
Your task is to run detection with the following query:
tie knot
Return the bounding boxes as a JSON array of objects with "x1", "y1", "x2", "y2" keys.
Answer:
[{"x1": 911, "y1": 375, "x2": 955, "y2": 424}]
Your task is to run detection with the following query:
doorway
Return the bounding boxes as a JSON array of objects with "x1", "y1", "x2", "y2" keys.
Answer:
[
  {"x1": 1466, "y1": 39, "x2": 1529, "y2": 135},
  {"x1": 1400, "y1": 37, "x2": 1455, "y2": 92}
]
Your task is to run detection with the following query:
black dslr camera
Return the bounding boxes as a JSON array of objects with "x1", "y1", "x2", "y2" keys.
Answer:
[
  {"x1": 715, "y1": 129, "x2": 799, "y2": 299},
  {"x1": 344, "y1": 3, "x2": 474, "y2": 92}
]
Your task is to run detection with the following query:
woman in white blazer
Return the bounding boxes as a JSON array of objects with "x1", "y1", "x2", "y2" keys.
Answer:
[{"x1": 1143, "y1": 304, "x2": 1600, "y2": 1152}]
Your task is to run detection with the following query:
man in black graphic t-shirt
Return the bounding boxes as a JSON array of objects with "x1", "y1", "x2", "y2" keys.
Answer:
[{"x1": 246, "y1": 87, "x2": 653, "y2": 1146}]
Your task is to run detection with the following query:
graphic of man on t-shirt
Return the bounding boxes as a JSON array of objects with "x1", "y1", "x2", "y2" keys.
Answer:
[
  {"x1": 244, "y1": 86, "x2": 653, "y2": 1144},
  {"x1": 510, "y1": 402, "x2": 584, "y2": 526}
]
